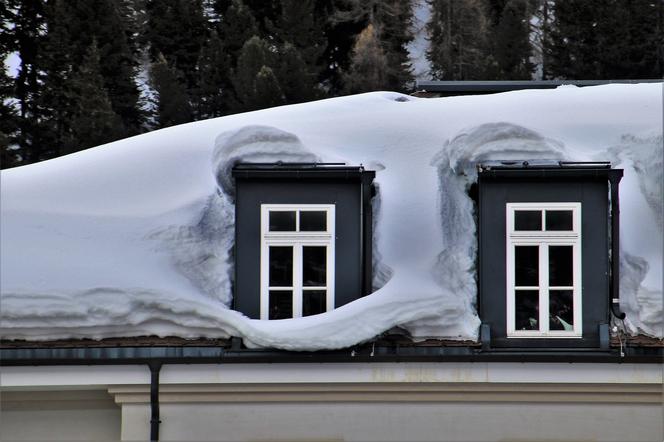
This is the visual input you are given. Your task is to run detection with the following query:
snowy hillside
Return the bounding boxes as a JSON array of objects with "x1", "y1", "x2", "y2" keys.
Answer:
[{"x1": 1, "y1": 84, "x2": 662, "y2": 349}]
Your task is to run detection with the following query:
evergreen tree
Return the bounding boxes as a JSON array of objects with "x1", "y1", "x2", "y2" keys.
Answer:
[
  {"x1": 217, "y1": 0, "x2": 258, "y2": 66},
  {"x1": 3, "y1": 0, "x2": 47, "y2": 165},
  {"x1": 267, "y1": 0, "x2": 325, "y2": 100},
  {"x1": 194, "y1": 30, "x2": 231, "y2": 118},
  {"x1": 231, "y1": 36, "x2": 285, "y2": 112},
  {"x1": 145, "y1": 0, "x2": 207, "y2": 92},
  {"x1": 488, "y1": 0, "x2": 534, "y2": 79},
  {"x1": 276, "y1": 43, "x2": 319, "y2": 103},
  {"x1": 544, "y1": 0, "x2": 664, "y2": 79},
  {"x1": 374, "y1": 0, "x2": 415, "y2": 91},
  {"x1": 67, "y1": 41, "x2": 124, "y2": 153},
  {"x1": 150, "y1": 53, "x2": 193, "y2": 128},
  {"x1": 34, "y1": 0, "x2": 75, "y2": 161},
  {"x1": 0, "y1": 52, "x2": 19, "y2": 168},
  {"x1": 343, "y1": 24, "x2": 389, "y2": 93},
  {"x1": 63, "y1": 0, "x2": 144, "y2": 134},
  {"x1": 328, "y1": 0, "x2": 414, "y2": 92},
  {"x1": 426, "y1": 0, "x2": 490, "y2": 80},
  {"x1": 254, "y1": 66, "x2": 285, "y2": 109}
]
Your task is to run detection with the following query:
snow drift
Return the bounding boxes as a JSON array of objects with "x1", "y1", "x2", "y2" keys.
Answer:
[{"x1": 1, "y1": 84, "x2": 662, "y2": 348}]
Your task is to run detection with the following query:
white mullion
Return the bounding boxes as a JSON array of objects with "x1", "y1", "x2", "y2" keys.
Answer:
[
  {"x1": 573, "y1": 241, "x2": 582, "y2": 335},
  {"x1": 326, "y1": 244, "x2": 333, "y2": 312},
  {"x1": 293, "y1": 243, "x2": 303, "y2": 318},
  {"x1": 260, "y1": 241, "x2": 269, "y2": 319},
  {"x1": 540, "y1": 243, "x2": 549, "y2": 333},
  {"x1": 506, "y1": 241, "x2": 515, "y2": 335}
]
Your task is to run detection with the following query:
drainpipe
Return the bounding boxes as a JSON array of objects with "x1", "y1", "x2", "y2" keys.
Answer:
[
  {"x1": 149, "y1": 361, "x2": 162, "y2": 441},
  {"x1": 609, "y1": 171, "x2": 626, "y2": 320}
]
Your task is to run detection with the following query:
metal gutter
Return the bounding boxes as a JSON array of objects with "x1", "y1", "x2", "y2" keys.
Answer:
[{"x1": 1, "y1": 345, "x2": 660, "y2": 365}]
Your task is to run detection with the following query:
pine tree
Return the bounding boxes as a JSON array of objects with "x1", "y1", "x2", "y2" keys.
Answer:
[
  {"x1": 0, "y1": 57, "x2": 19, "y2": 168},
  {"x1": 231, "y1": 36, "x2": 285, "y2": 112},
  {"x1": 343, "y1": 24, "x2": 389, "y2": 93},
  {"x1": 67, "y1": 41, "x2": 124, "y2": 153},
  {"x1": 267, "y1": 0, "x2": 325, "y2": 100},
  {"x1": 328, "y1": 0, "x2": 414, "y2": 92},
  {"x1": 276, "y1": 43, "x2": 318, "y2": 103},
  {"x1": 145, "y1": 0, "x2": 208, "y2": 93},
  {"x1": 194, "y1": 30, "x2": 231, "y2": 118},
  {"x1": 63, "y1": 0, "x2": 144, "y2": 134},
  {"x1": 374, "y1": 0, "x2": 415, "y2": 91},
  {"x1": 150, "y1": 53, "x2": 193, "y2": 128},
  {"x1": 218, "y1": 0, "x2": 258, "y2": 66},
  {"x1": 543, "y1": 0, "x2": 663, "y2": 79},
  {"x1": 3, "y1": 0, "x2": 47, "y2": 165},
  {"x1": 34, "y1": 0, "x2": 75, "y2": 161},
  {"x1": 426, "y1": 0, "x2": 490, "y2": 80},
  {"x1": 488, "y1": 0, "x2": 534, "y2": 79}
]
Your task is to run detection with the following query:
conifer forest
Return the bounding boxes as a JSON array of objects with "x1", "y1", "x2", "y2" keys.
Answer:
[{"x1": 2, "y1": 0, "x2": 663, "y2": 168}]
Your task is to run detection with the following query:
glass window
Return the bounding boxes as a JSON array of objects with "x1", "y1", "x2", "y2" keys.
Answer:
[
  {"x1": 261, "y1": 204, "x2": 334, "y2": 319},
  {"x1": 506, "y1": 203, "x2": 581, "y2": 337},
  {"x1": 269, "y1": 246, "x2": 293, "y2": 286},
  {"x1": 303, "y1": 246, "x2": 326, "y2": 286},
  {"x1": 515, "y1": 246, "x2": 538, "y2": 286},
  {"x1": 515, "y1": 290, "x2": 539, "y2": 330},
  {"x1": 269, "y1": 211, "x2": 296, "y2": 231},
  {"x1": 303, "y1": 290, "x2": 326, "y2": 317},
  {"x1": 549, "y1": 290, "x2": 574, "y2": 331},
  {"x1": 300, "y1": 211, "x2": 327, "y2": 231},
  {"x1": 549, "y1": 245, "x2": 573, "y2": 287},
  {"x1": 546, "y1": 210, "x2": 573, "y2": 231},
  {"x1": 269, "y1": 291, "x2": 293, "y2": 320},
  {"x1": 515, "y1": 210, "x2": 542, "y2": 230}
]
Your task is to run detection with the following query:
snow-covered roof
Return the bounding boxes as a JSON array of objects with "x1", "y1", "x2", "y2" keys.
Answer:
[{"x1": 1, "y1": 84, "x2": 662, "y2": 349}]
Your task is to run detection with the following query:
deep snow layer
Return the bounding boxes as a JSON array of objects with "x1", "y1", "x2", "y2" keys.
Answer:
[{"x1": 1, "y1": 84, "x2": 662, "y2": 348}]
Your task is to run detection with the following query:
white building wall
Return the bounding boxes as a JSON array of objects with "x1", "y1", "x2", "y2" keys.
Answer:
[{"x1": 1, "y1": 362, "x2": 662, "y2": 442}]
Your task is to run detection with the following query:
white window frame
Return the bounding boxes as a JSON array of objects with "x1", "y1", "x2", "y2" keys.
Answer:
[
  {"x1": 506, "y1": 202, "x2": 582, "y2": 338},
  {"x1": 260, "y1": 204, "x2": 335, "y2": 320}
]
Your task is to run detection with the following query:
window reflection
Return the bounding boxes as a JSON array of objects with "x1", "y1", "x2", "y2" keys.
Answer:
[
  {"x1": 269, "y1": 291, "x2": 292, "y2": 319},
  {"x1": 300, "y1": 211, "x2": 327, "y2": 231},
  {"x1": 303, "y1": 290, "x2": 326, "y2": 316},
  {"x1": 269, "y1": 211, "x2": 296, "y2": 231},
  {"x1": 515, "y1": 290, "x2": 539, "y2": 330},
  {"x1": 515, "y1": 246, "x2": 538, "y2": 286},
  {"x1": 269, "y1": 246, "x2": 293, "y2": 286},
  {"x1": 550, "y1": 290, "x2": 574, "y2": 330},
  {"x1": 515, "y1": 210, "x2": 542, "y2": 230}
]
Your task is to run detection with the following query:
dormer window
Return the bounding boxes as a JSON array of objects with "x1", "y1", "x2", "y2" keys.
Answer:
[
  {"x1": 232, "y1": 163, "x2": 375, "y2": 320},
  {"x1": 477, "y1": 161, "x2": 623, "y2": 349}
]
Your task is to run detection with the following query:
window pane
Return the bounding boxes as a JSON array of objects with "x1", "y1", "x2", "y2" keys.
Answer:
[
  {"x1": 515, "y1": 290, "x2": 539, "y2": 331},
  {"x1": 303, "y1": 290, "x2": 326, "y2": 317},
  {"x1": 549, "y1": 245, "x2": 573, "y2": 287},
  {"x1": 300, "y1": 211, "x2": 327, "y2": 231},
  {"x1": 269, "y1": 290, "x2": 292, "y2": 319},
  {"x1": 550, "y1": 290, "x2": 574, "y2": 331},
  {"x1": 514, "y1": 210, "x2": 542, "y2": 230},
  {"x1": 269, "y1": 246, "x2": 292, "y2": 286},
  {"x1": 303, "y1": 246, "x2": 326, "y2": 286},
  {"x1": 269, "y1": 211, "x2": 296, "y2": 231},
  {"x1": 546, "y1": 210, "x2": 573, "y2": 231},
  {"x1": 515, "y1": 246, "x2": 538, "y2": 286}
]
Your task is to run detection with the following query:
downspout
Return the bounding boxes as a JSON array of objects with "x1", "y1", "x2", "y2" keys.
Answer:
[
  {"x1": 609, "y1": 171, "x2": 626, "y2": 320},
  {"x1": 149, "y1": 361, "x2": 162, "y2": 441}
]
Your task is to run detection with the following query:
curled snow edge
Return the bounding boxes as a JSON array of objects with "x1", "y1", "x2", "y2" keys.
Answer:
[{"x1": 1, "y1": 88, "x2": 662, "y2": 348}]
